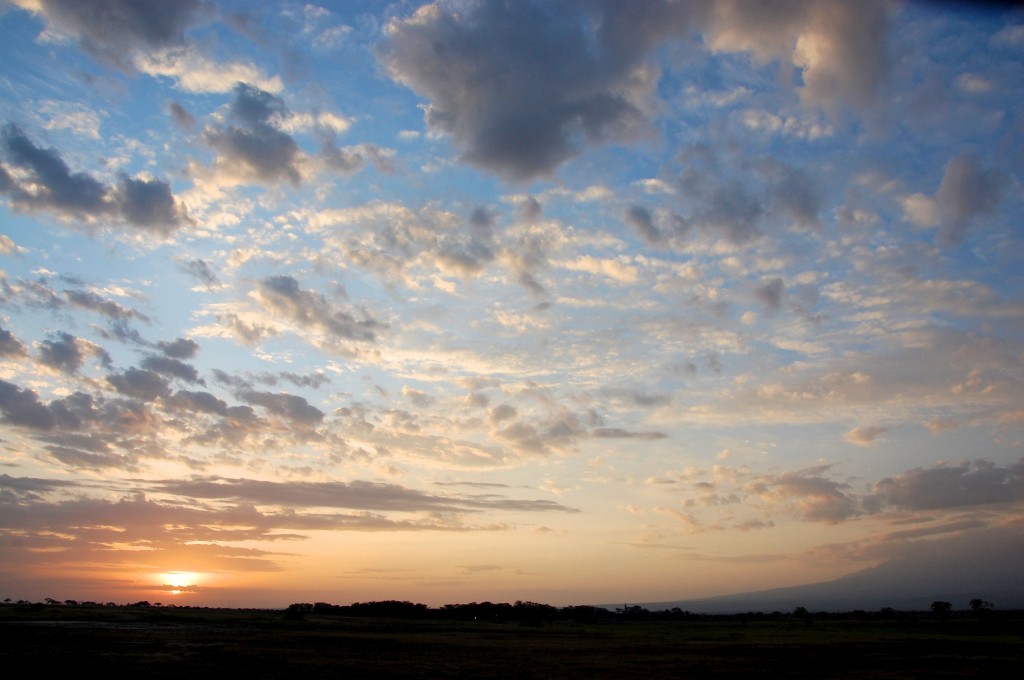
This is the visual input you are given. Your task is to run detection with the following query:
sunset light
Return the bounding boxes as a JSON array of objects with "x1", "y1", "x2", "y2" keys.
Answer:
[
  {"x1": 157, "y1": 572, "x2": 205, "y2": 594},
  {"x1": 1, "y1": 0, "x2": 1022, "y2": 612}
]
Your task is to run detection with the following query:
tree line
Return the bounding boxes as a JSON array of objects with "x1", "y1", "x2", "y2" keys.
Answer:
[{"x1": 281, "y1": 599, "x2": 1005, "y2": 623}]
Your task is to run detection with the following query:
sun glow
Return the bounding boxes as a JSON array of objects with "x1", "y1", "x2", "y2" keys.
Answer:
[{"x1": 158, "y1": 571, "x2": 205, "y2": 595}]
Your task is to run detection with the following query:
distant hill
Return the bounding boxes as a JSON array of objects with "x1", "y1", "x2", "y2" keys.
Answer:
[{"x1": 621, "y1": 529, "x2": 1024, "y2": 613}]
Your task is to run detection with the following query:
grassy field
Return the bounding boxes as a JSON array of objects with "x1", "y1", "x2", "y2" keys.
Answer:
[{"x1": 2, "y1": 603, "x2": 1022, "y2": 678}]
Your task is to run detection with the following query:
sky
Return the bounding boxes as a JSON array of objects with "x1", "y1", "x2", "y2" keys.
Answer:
[{"x1": 0, "y1": 0, "x2": 1022, "y2": 610}]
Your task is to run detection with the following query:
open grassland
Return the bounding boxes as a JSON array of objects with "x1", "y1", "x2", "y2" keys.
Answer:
[{"x1": 2, "y1": 604, "x2": 1022, "y2": 678}]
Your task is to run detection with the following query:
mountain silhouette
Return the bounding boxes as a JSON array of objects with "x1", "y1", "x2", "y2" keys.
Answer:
[{"x1": 630, "y1": 528, "x2": 1024, "y2": 612}]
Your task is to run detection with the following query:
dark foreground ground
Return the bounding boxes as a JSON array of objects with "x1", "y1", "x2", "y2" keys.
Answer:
[{"x1": 2, "y1": 604, "x2": 1022, "y2": 678}]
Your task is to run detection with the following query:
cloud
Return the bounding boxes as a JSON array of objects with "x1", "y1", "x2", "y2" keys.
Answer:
[
  {"x1": 871, "y1": 458, "x2": 1024, "y2": 510},
  {"x1": 140, "y1": 354, "x2": 204, "y2": 384},
  {"x1": 169, "y1": 102, "x2": 195, "y2": 129},
  {"x1": 0, "y1": 124, "x2": 190, "y2": 234},
  {"x1": 935, "y1": 153, "x2": 1008, "y2": 245},
  {"x1": 106, "y1": 367, "x2": 172, "y2": 401},
  {"x1": 152, "y1": 475, "x2": 577, "y2": 514},
  {"x1": 748, "y1": 468, "x2": 860, "y2": 523},
  {"x1": 624, "y1": 204, "x2": 663, "y2": 245},
  {"x1": 0, "y1": 326, "x2": 28, "y2": 357},
  {"x1": 592, "y1": 428, "x2": 667, "y2": 440},
  {"x1": 180, "y1": 259, "x2": 219, "y2": 288},
  {"x1": 64, "y1": 288, "x2": 147, "y2": 323},
  {"x1": 235, "y1": 389, "x2": 324, "y2": 426},
  {"x1": 10, "y1": 0, "x2": 206, "y2": 71},
  {"x1": 380, "y1": 0, "x2": 677, "y2": 180},
  {"x1": 165, "y1": 389, "x2": 229, "y2": 417},
  {"x1": 754, "y1": 277, "x2": 786, "y2": 312},
  {"x1": 845, "y1": 425, "x2": 887, "y2": 446},
  {"x1": 0, "y1": 379, "x2": 59, "y2": 430},
  {"x1": 705, "y1": 0, "x2": 891, "y2": 112},
  {"x1": 203, "y1": 83, "x2": 302, "y2": 185},
  {"x1": 252, "y1": 275, "x2": 384, "y2": 344},
  {"x1": 135, "y1": 47, "x2": 282, "y2": 94},
  {"x1": 37, "y1": 331, "x2": 108, "y2": 374},
  {"x1": 381, "y1": 1, "x2": 893, "y2": 180},
  {"x1": 157, "y1": 337, "x2": 200, "y2": 359},
  {"x1": 114, "y1": 175, "x2": 188, "y2": 234},
  {"x1": 1, "y1": 123, "x2": 106, "y2": 215}
]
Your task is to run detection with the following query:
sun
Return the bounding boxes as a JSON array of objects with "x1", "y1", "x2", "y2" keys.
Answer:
[{"x1": 158, "y1": 571, "x2": 204, "y2": 594}]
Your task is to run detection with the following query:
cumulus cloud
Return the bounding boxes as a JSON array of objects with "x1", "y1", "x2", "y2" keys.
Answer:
[
  {"x1": 381, "y1": 1, "x2": 892, "y2": 180},
  {"x1": 380, "y1": 0, "x2": 681, "y2": 180},
  {"x1": 253, "y1": 275, "x2": 384, "y2": 344},
  {"x1": 704, "y1": 0, "x2": 891, "y2": 112},
  {"x1": 871, "y1": 458, "x2": 1024, "y2": 510},
  {"x1": 157, "y1": 337, "x2": 200, "y2": 359},
  {"x1": 106, "y1": 367, "x2": 172, "y2": 401},
  {"x1": 235, "y1": 389, "x2": 324, "y2": 426},
  {"x1": 8, "y1": 1, "x2": 283, "y2": 94},
  {"x1": 10, "y1": 0, "x2": 207, "y2": 71},
  {"x1": 0, "y1": 124, "x2": 190, "y2": 234},
  {"x1": 140, "y1": 354, "x2": 204, "y2": 384},
  {"x1": 0, "y1": 326, "x2": 28, "y2": 357},
  {"x1": 203, "y1": 84, "x2": 302, "y2": 186},
  {"x1": 36, "y1": 331, "x2": 113, "y2": 375},
  {"x1": 748, "y1": 468, "x2": 860, "y2": 523},
  {"x1": 0, "y1": 379, "x2": 60, "y2": 430}
]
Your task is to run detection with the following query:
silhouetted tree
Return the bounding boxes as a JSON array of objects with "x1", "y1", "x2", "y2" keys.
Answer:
[
  {"x1": 969, "y1": 598, "x2": 993, "y2": 612},
  {"x1": 930, "y1": 600, "x2": 952, "y2": 621}
]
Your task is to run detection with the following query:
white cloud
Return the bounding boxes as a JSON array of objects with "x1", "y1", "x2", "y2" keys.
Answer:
[{"x1": 135, "y1": 48, "x2": 283, "y2": 94}]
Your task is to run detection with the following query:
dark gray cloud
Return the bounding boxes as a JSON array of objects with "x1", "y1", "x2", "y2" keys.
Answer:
[
  {"x1": 0, "y1": 326, "x2": 27, "y2": 357},
  {"x1": 204, "y1": 83, "x2": 302, "y2": 185},
  {"x1": 37, "y1": 331, "x2": 86, "y2": 373},
  {"x1": 872, "y1": 458, "x2": 1024, "y2": 510},
  {"x1": 236, "y1": 389, "x2": 324, "y2": 425},
  {"x1": 0, "y1": 124, "x2": 189, "y2": 234},
  {"x1": 754, "y1": 277, "x2": 786, "y2": 312},
  {"x1": 20, "y1": 0, "x2": 207, "y2": 71},
  {"x1": 44, "y1": 444, "x2": 134, "y2": 471},
  {"x1": 157, "y1": 337, "x2": 200, "y2": 359},
  {"x1": 0, "y1": 473, "x2": 75, "y2": 501},
  {"x1": 624, "y1": 204, "x2": 663, "y2": 245},
  {"x1": 758, "y1": 160, "x2": 822, "y2": 230},
  {"x1": 382, "y1": 1, "x2": 892, "y2": 180},
  {"x1": 680, "y1": 172, "x2": 765, "y2": 244},
  {"x1": 380, "y1": 0, "x2": 695, "y2": 180},
  {"x1": 114, "y1": 174, "x2": 188, "y2": 235},
  {"x1": 169, "y1": 101, "x2": 196, "y2": 129},
  {"x1": 1, "y1": 123, "x2": 107, "y2": 216},
  {"x1": 0, "y1": 379, "x2": 58, "y2": 430},
  {"x1": 180, "y1": 259, "x2": 219, "y2": 288},
  {"x1": 165, "y1": 389, "x2": 229, "y2": 416},
  {"x1": 106, "y1": 367, "x2": 172, "y2": 401},
  {"x1": 64, "y1": 288, "x2": 147, "y2": 323},
  {"x1": 140, "y1": 354, "x2": 204, "y2": 384},
  {"x1": 152, "y1": 475, "x2": 577, "y2": 514},
  {"x1": 255, "y1": 275, "x2": 384, "y2": 343},
  {"x1": 935, "y1": 153, "x2": 1008, "y2": 245}
]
